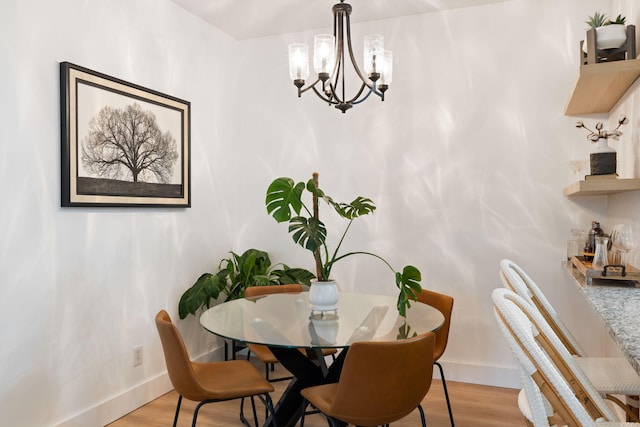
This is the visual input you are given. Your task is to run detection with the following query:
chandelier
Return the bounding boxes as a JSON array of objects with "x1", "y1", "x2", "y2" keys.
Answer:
[{"x1": 287, "y1": 0, "x2": 393, "y2": 113}]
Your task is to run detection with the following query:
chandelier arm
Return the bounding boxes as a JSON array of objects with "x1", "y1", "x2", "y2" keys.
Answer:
[
  {"x1": 328, "y1": 9, "x2": 341, "y2": 79},
  {"x1": 338, "y1": 12, "x2": 348, "y2": 103},
  {"x1": 327, "y1": 40, "x2": 345, "y2": 104},
  {"x1": 297, "y1": 77, "x2": 323, "y2": 96},
  {"x1": 350, "y1": 85, "x2": 379, "y2": 105},
  {"x1": 348, "y1": 82, "x2": 384, "y2": 104},
  {"x1": 345, "y1": 14, "x2": 374, "y2": 90},
  {"x1": 347, "y1": 83, "x2": 371, "y2": 104},
  {"x1": 327, "y1": 81, "x2": 344, "y2": 103},
  {"x1": 325, "y1": 9, "x2": 346, "y2": 104}
]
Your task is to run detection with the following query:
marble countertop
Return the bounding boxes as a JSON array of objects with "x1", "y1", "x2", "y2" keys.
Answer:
[{"x1": 564, "y1": 262, "x2": 640, "y2": 373}]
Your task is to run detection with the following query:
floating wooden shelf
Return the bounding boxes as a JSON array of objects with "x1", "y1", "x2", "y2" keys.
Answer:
[
  {"x1": 564, "y1": 58, "x2": 640, "y2": 116},
  {"x1": 563, "y1": 178, "x2": 640, "y2": 196}
]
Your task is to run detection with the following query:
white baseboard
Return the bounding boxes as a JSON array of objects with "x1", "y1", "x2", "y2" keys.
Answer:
[
  {"x1": 435, "y1": 359, "x2": 521, "y2": 389},
  {"x1": 55, "y1": 348, "x2": 519, "y2": 426},
  {"x1": 54, "y1": 345, "x2": 224, "y2": 427}
]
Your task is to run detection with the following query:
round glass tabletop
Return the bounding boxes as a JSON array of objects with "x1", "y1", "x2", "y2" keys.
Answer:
[{"x1": 200, "y1": 291, "x2": 444, "y2": 349}]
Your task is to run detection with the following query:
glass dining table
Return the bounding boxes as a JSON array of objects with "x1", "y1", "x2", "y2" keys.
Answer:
[{"x1": 200, "y1": 291, "x2": 444, "y2": 427}]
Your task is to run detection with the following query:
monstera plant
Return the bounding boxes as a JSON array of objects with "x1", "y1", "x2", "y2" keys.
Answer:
[
  {"x1": 265, "y1": 172, "x2": 422, "y2": 317},
  {"x1": 178, "y1": 248, "x2": 314, "y2": 319}
]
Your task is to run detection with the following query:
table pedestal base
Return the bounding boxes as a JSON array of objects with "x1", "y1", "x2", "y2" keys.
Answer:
[{"x1": 264, "y1": 347, "x2": 346, "y2": 427}]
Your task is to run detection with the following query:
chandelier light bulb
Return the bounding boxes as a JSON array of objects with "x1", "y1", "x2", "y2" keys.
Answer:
[
  {"x1": 314, "y1": 34, "x2": 335, "y2": 78},
  {"x1": 288, "y1": 43, "x2": 310, "y2": 81},
  {"x1": 363, "y1": 34, "x2": 384, "y2": 78}
]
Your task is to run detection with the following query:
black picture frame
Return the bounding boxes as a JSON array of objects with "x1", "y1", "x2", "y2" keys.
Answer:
[{"x1": 60, "y1": 62, "x2": 191, "y2": 207}]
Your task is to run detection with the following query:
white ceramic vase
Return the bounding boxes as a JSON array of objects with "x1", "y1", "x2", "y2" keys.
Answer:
[
  {"x1": 308, "y1": 280, "x2": 339, "y2": 312},
  {"x1": 596, "y1": 24, "x2": 627, "y2": 49},
  {"x1": 593, "y1": 137, "x2": 615, "y2": 154},
  {"x1": 583, "y1": 24, "x2": 627, "y2": 52}
]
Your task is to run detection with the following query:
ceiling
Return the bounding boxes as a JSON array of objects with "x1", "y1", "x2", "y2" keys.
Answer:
[{"x1": 170, "y1": 0, "x2": 510, "y2": 40}]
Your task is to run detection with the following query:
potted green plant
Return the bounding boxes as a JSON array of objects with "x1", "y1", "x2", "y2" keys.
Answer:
[
  {"x1": 584, "y1": 11, "x2": 627, "y2": 51},
  {"x1": 178, "y1": 248, "x2": 314, "y2": 319},
  {"x1": 265, "y1": 172, "x2": 422, "y2": 317}
]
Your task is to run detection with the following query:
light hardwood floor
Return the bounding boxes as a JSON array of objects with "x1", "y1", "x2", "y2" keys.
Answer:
[{"x1": 108, "y1": 359, "x2": 523, "y2": 427}]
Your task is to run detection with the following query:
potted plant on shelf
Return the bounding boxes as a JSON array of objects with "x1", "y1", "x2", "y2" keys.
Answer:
[
  {"x1": 178, "y1": 248, "x2": 314, "y2": 319},
  {"x1": 265, "y1": 172, "x2": 422, "y2": 317},
  {"x1": 583, "y1": 11, "x2": 630, "y2": 63}
]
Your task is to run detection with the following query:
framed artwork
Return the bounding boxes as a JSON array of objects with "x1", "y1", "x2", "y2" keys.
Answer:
[{"x1": 60, "y1": 62, "x2": 191, "y2": 207}]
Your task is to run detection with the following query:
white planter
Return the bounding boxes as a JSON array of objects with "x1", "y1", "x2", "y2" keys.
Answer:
[
  {"x1": 597, "y1": 24, "x2": 627, "y2": 49},
  {"x1": 308, "y1": 280, "x2": 339, "y2": 312},
  {"x1": 583, "y1": 24, "x2": 627, "y2": 52}
]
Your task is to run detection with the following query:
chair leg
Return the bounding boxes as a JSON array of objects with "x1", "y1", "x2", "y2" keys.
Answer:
[
  {"x1": 173, "y1": 394, "x2": 183, "y2": 427},
  {"x1": 265, "y1": 394, "x2": 278, "y2": 427},
  {"x1": 250, "y1": 396, "x2": 258, "y2": 427},
  {"x1": 239, "y1": 397, "x2": 256, "y2": 427},
  {"x1": 256, "y1": 393, "x2": 278, "y2": 427},
  {"x1": 240, "y1": 397, "x2": 246, "y2": 425},
  {"x1": 300, "y1": 398, "x2": 308, "y2": 427},
  {"x1": 418, "y1": 404, "x2": 427, "y2": 427},
  {"x1": 436, "y1": 361, "x2": 455, "y2": 427},
  {"x1": 192, "y1": 400, "x2": 209, "y2": 427}
]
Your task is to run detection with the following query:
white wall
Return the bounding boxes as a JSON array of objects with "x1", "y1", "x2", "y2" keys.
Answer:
[
  {"x1": 0, "y1": 1, "x2": 239, "y2": 426},
  {"x1": 0, "y1": 0, "x2": 617, "y2": 426}
]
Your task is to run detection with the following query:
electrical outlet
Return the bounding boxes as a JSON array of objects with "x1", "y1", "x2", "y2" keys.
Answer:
[{"x1": 133, "y1": 345, "x2": 143, "y2": 367}]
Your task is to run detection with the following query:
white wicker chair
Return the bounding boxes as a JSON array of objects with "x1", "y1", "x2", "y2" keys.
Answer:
[
  {"x1": 500, "y1": 259, "x2": 585, "y2": 356},
  {"x1": 492, "y1": 288, "x2": 640, "y2": 426},
  {"x1": 500, "y1": 259, "x2": 640, "y2": 405}
]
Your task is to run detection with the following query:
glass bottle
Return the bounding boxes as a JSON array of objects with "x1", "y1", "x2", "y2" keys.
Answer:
[
  {"x1": 592, "y1": 235, "x2": 609, "y2": 270},
  {"x1": 567, "y1": 229, "x2": 585, "y2": 261},
  {"x1": 585, "y1": 221, "x2": 603, "y2": 258}
]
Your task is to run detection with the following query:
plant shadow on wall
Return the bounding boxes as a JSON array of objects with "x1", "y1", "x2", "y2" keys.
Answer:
[
  {"x1": 178, "y1": 249, "x2": 315, "y2": 319},
  {"x1": 265, "y1": 172, "x2": 422, "y2": 317}
]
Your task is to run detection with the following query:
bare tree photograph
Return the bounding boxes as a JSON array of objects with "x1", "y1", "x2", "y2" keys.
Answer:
[
  {"x1": 82, "y1": 103, "x2": 179, "y2": 184},
  {"x1": 61, "y1": 62, "x2": 190, "y2": 207}
]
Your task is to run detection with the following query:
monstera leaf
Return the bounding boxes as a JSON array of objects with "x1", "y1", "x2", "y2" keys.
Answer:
[
  {"x1": 334, "y1": 197, "x2": 376, "y2": 219},
  {"x1": 289, "y1": 216, "x2": 327, "y2": 252},
  {"x1": 395, "y1": 265, "x2": 422, "y2": 317},
  {"x1": 266, "y1": 178, "x2": 305, "y2": 223}
]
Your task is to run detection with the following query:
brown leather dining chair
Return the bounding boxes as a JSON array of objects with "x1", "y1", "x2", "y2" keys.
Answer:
[
  {"x1": 300, "y1": 332, "x2": 436, "y2": 427},
  {"x1": 417, "y1": 289, "x2": 455, "y2": 426},
  {"x1": 244, "y1": 284, "x2": 337, "y2": 382},
  {"x1": 155, "y1": 310, "x2": 276, "y2": 427}
]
